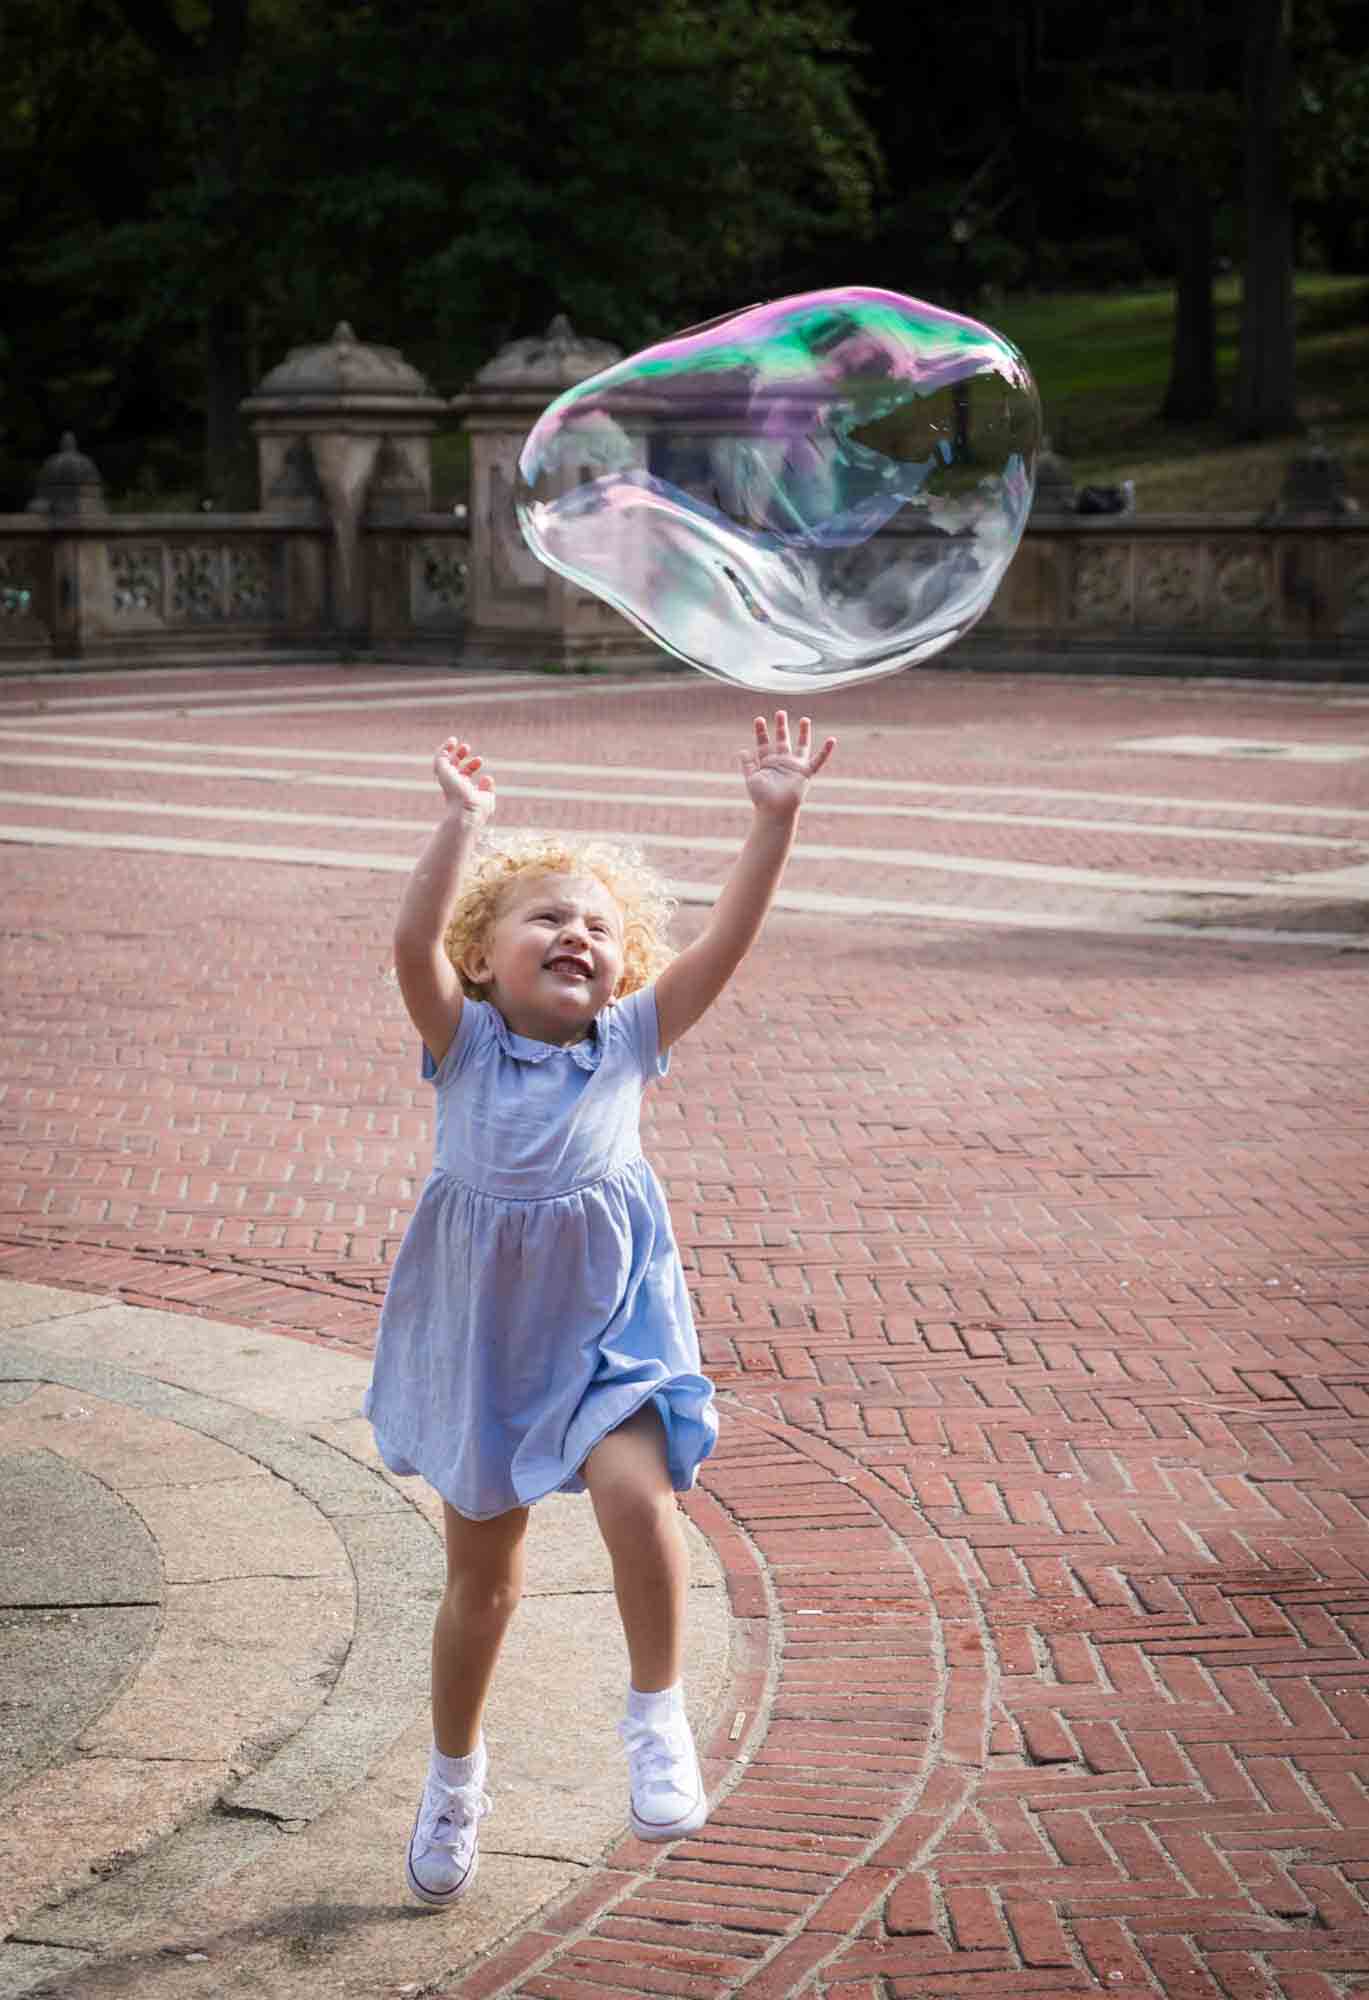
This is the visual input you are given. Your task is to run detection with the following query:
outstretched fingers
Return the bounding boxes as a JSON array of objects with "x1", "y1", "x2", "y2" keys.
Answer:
[
  {"x1": 754, "y1": 710, "x2": 835, "y2": 776},
  {"x1": 805, "y1": 729, "x2": 836, "y2": 777},
  {"x1": 435, "y1": 735, "x2": 496, "y2": 801}
]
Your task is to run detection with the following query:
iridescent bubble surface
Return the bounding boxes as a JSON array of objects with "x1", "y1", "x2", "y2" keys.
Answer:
[{"x1": 516, "y1": 286, "x2": 1040, "y2": 692}]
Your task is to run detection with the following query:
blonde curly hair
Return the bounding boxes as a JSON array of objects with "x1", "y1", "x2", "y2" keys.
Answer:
[{"x1": 443, "y1": 833, "x2": 677, "y2": 1002}]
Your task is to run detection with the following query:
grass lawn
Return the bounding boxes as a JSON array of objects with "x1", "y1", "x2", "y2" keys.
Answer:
[
  {"x1": 431, "y1": 277, "x2": 1367, "y2": 518},
  {"x1": 989, "y1": 273, "x2": 1369, "y2": 513},
  {"x1": 112, "y1": 274, "x2": 1368, "y2": 519}
]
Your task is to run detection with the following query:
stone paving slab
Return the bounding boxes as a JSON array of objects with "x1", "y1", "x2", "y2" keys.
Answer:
[
  {"x1": 0, "y1": 1603, "x2": 157, "y2": 1791},
  {"x1": 1, "y1": 664, "x2": 1368, "y2": 1999},
  {"x1": 0, "y1": 1286, "x2": 729, "y2": 1999},
  {"x1": 0, "y1": 1447, "x2": 160, "y2": 1607}
]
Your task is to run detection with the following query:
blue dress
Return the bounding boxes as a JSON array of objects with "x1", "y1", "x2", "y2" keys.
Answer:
[{"x1": 363, "y1": 984, "x2": 717, "y2": 1520}]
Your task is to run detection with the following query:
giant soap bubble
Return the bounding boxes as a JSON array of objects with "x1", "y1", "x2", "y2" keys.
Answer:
[{"x1": 517, "y1": 286, "x2": 1040, "y2": 693}]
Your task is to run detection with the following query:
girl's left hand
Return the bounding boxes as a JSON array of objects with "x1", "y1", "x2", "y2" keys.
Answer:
[{"x1": 740, "y1": 711, "x2": 836, "y2": 817}]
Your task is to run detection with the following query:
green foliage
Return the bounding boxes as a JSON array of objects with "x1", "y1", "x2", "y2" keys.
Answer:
[
  {"x1": 992, "y1": 274, "x2": 1369, "y2": 508},
  {"x1": 0, "y1": 0, "x2": 881, "y2": 503},
  {"x1": 263, "y1": 0, "x2": 879, "y2": 377},
  {"x1": 2, "y1": 0, "x2": 1366, "y2": 505},
  {"x1": 0, "y1": 0, "x2": 191, "y2": 496}
]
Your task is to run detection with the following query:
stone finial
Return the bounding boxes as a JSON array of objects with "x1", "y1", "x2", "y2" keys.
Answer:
[
  {"x1": 242, "y1": 325, "x2": 449, "y2": 530},
  {"x1": 28, "y1": 432, "x2": 106, "y2": 517},
  {"x1": 466, "y1": 317, "x2": 623, "y2": 395},
  {"x1": 243, "y1": 325, "x2": 445, "y2": 409},
  {"x1": 1029, "y1": 436, "x2": 1076, "y2": 518},
  {"x1": 1265, "y1": 432, "x2": 1360, "y2": 521}
]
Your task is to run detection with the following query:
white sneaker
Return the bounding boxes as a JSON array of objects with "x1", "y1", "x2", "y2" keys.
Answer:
[
  {"x1": 405, "y1": 1753, "x2": 491, "y2": 1908},
  {"x1": 618, "y1": 1710, "x2": 708, "y2": 1841}
]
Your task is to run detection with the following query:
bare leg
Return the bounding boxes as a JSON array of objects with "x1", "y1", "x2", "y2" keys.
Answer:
[
  {"x1": 431, "y1": 1501, "x2": 530, "y2": 1755},
  {"x1": 582, "y1": 1404, "x2": 688, "y2": 1691}
]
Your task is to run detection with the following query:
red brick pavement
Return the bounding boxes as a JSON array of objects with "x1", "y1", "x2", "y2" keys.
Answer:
[{"x1": 3, "y1": 661, "x2": 1369, "y2": 1998}]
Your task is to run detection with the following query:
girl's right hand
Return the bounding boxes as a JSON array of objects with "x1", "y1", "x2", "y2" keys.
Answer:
[{"x1": 434, "y1": 737, "x2": 496, "y2": 820}]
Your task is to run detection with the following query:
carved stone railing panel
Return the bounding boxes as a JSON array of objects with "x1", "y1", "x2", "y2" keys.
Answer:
[
  {"x1": 1344, "y1": 551, "x2": 1369, "y2": 634},
  {"x1": 228, "y1": 545, "x2": 274, "y2": 618},
  {"x1": 99, "y1": 535, "x2": 285, "y2": 630},
  {"x1": 413, "y1": 538, "x2": 469, "y2": 628},
  {"x1": 0, "y1": 543, "x2": 44, "y2": 625},
  {"x1": 162, "y1": 542, "x2": 280, "y2": 623},
  {"x1": 1136, "y1": 543, "x2": 1202, "y2": 625},
  {"x1": 1210, "y1": 546, "x2": 1273, "y2": 625},
  {"x1": 976, "y1": 518, "x2": 1369, "y2": 659},
  {"x1": 110, "y1": 544, "x2": 165, "y2": 618},
  {"x1": 1072, "y1": 542, "x2": 1132, "y2": 625},
  {"x1": 170, "y1": 545, "x2": 224, "y2": 621},
  {"x1": 1, "y1": 511, "x2": 1364, "y2": 666}
]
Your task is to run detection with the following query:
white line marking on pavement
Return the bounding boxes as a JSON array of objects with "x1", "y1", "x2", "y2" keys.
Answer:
[
  {"x1": 0, "y1": 822, "x2": 413, "y2": 871},
  {"x1": 5, "y1": 726, "x2": 1369, "y2": 826},
  {"x1": 0, "y1": 823, "x2": 1361, "y2": 947},
  {"x1": 0, "y1": 753, "x2": 1359, "y2": 852},
  {"x1": 0, "y1": 675, "x2": 705, "y2": 725},
  {"x1": 1276, "y1": 859, "x2": 1369, "y2": 891},
  {"x1": 1119, "y1": 734, "x2": 1369, "y2": 762},
  {"x1": 2, "y1": 802, "x2": 1366, "y2": 901},
  {"x1": 1, "y1": 671, "x2": 548, "y2": 713},
  {"x1": 0, "y1": 655, "x2": 340, "y2": 686}
]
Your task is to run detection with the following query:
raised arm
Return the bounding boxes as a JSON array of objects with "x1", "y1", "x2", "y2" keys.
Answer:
[
  {"x1": 393, "y1": 738, "x2": 495, "y2": 1067},
  {"x1": 654, "y1": 711, "x2": 835, "y2": 1054}
]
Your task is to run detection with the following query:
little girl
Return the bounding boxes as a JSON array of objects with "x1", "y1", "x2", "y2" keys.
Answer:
[{"x1": 364, "y1": 709, "x2": 835, "y2": 1907}]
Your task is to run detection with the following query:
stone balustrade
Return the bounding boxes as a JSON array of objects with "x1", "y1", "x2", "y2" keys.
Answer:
[
  {"x1": 0, "y1": 513, "x2": 469, "y2": 663},
  {"x1": 5, "y1": 503, "x2": 1366, "y2": 672},
  {"x1": 977, "y1": 513, "x2": 1369, "y2": 663},
  {"x1": 2, "y1": 323, "x2": 1364, "y2": 674}
]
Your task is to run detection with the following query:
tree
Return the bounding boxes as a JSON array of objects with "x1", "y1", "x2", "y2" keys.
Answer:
[
  {"x1": 109, "y1": 0, "x2": 256, "y2": 499},
  {"x1": 1293, "y1": 0, "x2": 1369, "y2": 271},
  {"x1": 271, "y1": 0, "x2": 879, "y2": 366},
  {"x1": 3, "y1": 0, "x2": 880, "y2": 505},
  {"x1": 0, "y1": 0, "x2": 185, "y2": 505},
  {"x1": 1160, "y1": 0, "x2": 1219, "y2": 421},
  {"x1": 1233, "y1": 0, "x2": 1299, "y2": 438}
]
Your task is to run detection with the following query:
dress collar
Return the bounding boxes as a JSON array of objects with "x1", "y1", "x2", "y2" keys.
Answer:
[{"x1": 486, "y1": 1003, "x2": 604, "y2": 1072}]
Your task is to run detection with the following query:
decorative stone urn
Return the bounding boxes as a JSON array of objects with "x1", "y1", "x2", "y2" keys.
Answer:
[
  {"x1": 1264, "y1": 432, "x2": 1360, "y2": 522},
  {"x1": 1029, "y1": 437, "x2": 1076, "y2": 518},
  {"x1": 28, "y1": 434, "x2": 106, "y2": 517},
  {"x1": 241, "y1": 324, "x2": 448, "y2": 639},
  {"x1": 452, "y1": 315, "x2": 657, "y2": 665}
]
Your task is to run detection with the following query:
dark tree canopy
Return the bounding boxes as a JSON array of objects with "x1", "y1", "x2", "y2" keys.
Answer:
[
  {"x1": 1, "y1": 0, "x2": 1365, "y2": 505},
  {"x1": 1235, "y1": 0, "x2": 1299, "y2": 437},
  {"x1": 1, "y1": 0, "x2": 881, "y2": 501}
]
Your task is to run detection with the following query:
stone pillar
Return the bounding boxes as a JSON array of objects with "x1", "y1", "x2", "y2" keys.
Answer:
[
  {"x1": 981, "y1": 436, "x2": 1075, "y2": 642},
  {"x1": 25, "y1": 435, "x2": 108, "y2": 657},
  {"x1": 1028, "y1": 438, "x2": 1077, "y2": 520},
  {"x1": 1260, "y1": 435, "x2": 1360, "y2": 644},
  {"x1": 28, "y1": 434, "x2": 106, "y2": 519},
  {"x1": 241, "y1": 324, "x2": 448, "y2": 642},
  {"x1": 1264, "y1": 432, "x2": 1360, "y2": 522},
  {"x1": 452, "y1": 314, "x2": 658, "y2": 667}
]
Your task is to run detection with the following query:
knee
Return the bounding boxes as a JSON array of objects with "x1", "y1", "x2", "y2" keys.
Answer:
[
  {"x1": 443, "y1": 1569, "x2": 522, "y2": 1630},
  {"x1": 596, "y1": 1480, "x2": 682, "y2": 1562}
]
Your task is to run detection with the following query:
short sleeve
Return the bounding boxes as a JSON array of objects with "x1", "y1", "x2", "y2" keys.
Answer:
[
  {"x1": 420, "y1": 998, "x2": 485, "y2": 1084},
  {"x1": 610, "y1": 984, "x2": 669, "y2": 1084}
]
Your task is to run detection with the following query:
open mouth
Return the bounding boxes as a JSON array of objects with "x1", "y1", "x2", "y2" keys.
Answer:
[{"x1": 545, "y1": 956, "x2": 593, "y2": 979}]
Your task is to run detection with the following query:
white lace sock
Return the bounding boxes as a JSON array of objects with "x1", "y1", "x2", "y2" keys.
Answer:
[
  {"x1": 626, "y1": 1682, "x2": 684, "y2": 1725},
  {"x1": 430, "y1": 1740, "x2": 484, "y2": 1787}
]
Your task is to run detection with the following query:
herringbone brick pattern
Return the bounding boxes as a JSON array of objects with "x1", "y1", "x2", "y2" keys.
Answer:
[{"x1": 2, "y1": 662, "x2": 1368, "y2": 1996}]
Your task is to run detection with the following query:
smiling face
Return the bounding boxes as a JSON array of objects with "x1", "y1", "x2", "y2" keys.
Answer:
[{"x1": 462, "y1": 871, "x2": 626, "y2": 1044}]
